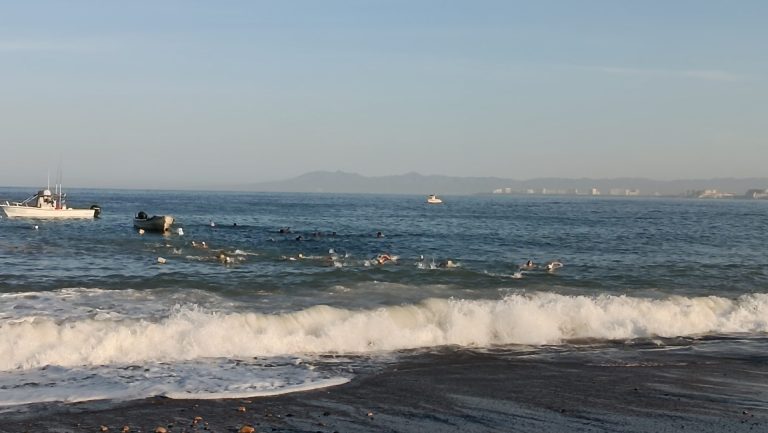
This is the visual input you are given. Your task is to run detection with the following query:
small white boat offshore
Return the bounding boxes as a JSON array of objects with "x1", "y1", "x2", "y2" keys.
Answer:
[
  {"x1": 426, "y1": 194, "x2": 443, "y2": 204},
  {"x1": 134, "y1": 211, "x2": 174, "y2": 233},
  {"x1": 0, "y1": 187, "x2": 101, "y2": 219}
]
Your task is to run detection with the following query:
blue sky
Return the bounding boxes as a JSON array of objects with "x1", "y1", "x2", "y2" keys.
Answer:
[{"x1": 1, "y1": 1, "x2": 766, "y2": 188}]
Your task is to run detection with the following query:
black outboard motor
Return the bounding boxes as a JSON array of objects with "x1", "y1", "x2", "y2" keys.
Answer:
[
  {"x1": 136, "y1": 210, "x2": 148, "y2": 220},
  {"x1": 90, "y1": 204, "x2": 102, "y2": 218}
]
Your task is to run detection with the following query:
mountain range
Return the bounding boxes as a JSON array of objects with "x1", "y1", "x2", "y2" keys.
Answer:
[{"x1": 223, "y1": 171, "x2": 768, "y2": 196}]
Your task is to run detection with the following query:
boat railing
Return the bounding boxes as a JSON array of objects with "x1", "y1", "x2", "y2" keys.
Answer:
[{"x1": 20, "y1": 194, "x2": 38, "y2": 205}]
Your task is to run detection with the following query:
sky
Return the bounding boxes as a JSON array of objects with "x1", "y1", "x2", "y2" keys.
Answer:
[{"x1": 0, "y1": 1, "x2": 766, "y2": 189}]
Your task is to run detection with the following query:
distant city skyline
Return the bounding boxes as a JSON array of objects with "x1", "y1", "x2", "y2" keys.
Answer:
[{"x1": 1, "y1": 1, "x2": 766, "y2": 189}]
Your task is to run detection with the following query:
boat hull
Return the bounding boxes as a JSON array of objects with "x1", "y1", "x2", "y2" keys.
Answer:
[
  {"x1": 0, "y1": 205, "x2": 96, "y2": 219},
  {"x1": 426, "y1": 194, "x2": 443, "y2": 204},
  {"x1": 133, "y1": 215, "x2": 174, "y2": 232}
]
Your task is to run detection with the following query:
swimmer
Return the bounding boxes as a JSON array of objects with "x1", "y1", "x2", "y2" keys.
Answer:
[
  {"x1": 439, "y1": 259, "x2": 459, "y2": 268},
  {"x1": 218, "y1": 252, "x2": 235, "y2": 264},
  {"x1": 521, "y1": 260, "x2": 536, "y2": 270},
  {"x1": 545, "y1": 261, "x2": 563, "y2": 272},
  {"x1": 375, "y1": 253, "x2": 393, "y2": 265},
  {"x1": 376, "y1": 231, "x2": 384, "y2": 238}
]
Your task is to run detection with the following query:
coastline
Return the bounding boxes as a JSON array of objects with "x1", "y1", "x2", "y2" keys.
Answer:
[{"x1": 4, "y1": 348, "x2": 765, "y2": 433}]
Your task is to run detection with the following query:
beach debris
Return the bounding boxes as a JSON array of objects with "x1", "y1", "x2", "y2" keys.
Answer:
[
  {"x1": 157, "y1": 257, "x2": 167, "y2": 264},
  {"x1": 238, "y1": 425, "x2": 256, "y2": 433},
  {"x1": 154, "y1": 427, "x2": 167, "y2": 433},
  {"x1": 237, "y1": 405, "x2": 247, "y2": 412}
]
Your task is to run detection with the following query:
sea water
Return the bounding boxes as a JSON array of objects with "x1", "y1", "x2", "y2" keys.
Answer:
[{"x1": 0, "y1": 188, "x2": 766, "y2": 409}]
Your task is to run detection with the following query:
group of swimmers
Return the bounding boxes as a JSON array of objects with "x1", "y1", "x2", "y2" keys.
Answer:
[
  {"x1": 158, "y1": 224, "x2": 563, "y2": 274},
  {"x1": 520, "y1": 259, "x2": 564, "y2": 272}
]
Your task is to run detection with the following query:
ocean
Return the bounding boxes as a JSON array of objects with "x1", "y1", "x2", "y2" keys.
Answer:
[{"x1": 1, "y1": 188, "x2": 767, "y2": 415}]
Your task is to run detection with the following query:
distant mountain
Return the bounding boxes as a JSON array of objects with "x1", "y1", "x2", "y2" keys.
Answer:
[{"x1": 233, "y1": 171, "x2": 768, "y2": 196}]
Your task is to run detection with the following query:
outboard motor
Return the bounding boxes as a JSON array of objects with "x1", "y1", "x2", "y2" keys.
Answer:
[
  {"x1": 90, "y1": 204, "x2": 102, "y2": 218},
  {"x1": 137, "y1": 210, "x2": 148, "y2": 220}
]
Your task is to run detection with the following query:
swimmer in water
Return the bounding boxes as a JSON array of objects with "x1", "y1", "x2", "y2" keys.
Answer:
[
  {"x1": 545, "y1": 261, "x2": 563, "y2": 272},
  {"x1": 438, "y1": 259, "x2": 459, "y2": 268},
  {"x1": 376, "y1": 254, "x2": 391, "y2": 264}
]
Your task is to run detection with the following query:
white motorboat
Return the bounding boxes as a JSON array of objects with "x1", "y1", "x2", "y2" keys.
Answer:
[
  {"x1": 134, "y1": 211, "x2": 174, "y2": 233},
  {"x1": 426, "y1": 194, "x2": 443, "y2": 204},
  {"x1": 0, "y1": 187, "x2": 100, "y2": 219}
]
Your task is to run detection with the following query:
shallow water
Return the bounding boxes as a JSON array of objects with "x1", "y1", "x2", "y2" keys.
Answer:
[{"x1": 0, "y1": 188, "x2": 766, "y2": 407}]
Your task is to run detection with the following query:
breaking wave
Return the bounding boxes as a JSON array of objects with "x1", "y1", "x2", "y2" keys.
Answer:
[{"x1": 2, "y1": 292, "x2": 767, "y2": 370}]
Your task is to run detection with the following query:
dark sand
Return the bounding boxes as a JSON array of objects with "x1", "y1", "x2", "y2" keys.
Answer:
[{"x1": 4, "y1": 348, "x2": 766, "y2": 433}]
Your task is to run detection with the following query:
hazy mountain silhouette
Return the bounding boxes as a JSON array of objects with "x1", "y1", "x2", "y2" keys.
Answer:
[{"x1": 233, "y1": 171, "x2": 768, "y2": 196}]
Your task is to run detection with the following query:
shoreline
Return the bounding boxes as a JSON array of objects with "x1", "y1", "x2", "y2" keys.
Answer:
[{"x1": 3, "y1": 349, "x2": 766, "y2": 433}]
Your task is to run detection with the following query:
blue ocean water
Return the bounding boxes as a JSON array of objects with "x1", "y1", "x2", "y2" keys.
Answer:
[{"x1": 1, "y1": 187, "x2": 767, "y2": 407}]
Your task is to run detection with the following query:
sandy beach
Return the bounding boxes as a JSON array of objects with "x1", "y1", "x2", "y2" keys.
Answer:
[{"x1": 4, "y1": 347, "x2": 765, "y2": 433}]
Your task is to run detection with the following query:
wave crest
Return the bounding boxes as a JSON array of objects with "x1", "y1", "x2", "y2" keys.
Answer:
[{"x1": 2, "y1": 292, "x2": 767, "y2": 370}]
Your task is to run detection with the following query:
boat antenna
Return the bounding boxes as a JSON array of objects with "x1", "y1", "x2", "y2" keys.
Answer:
[{"x1": 56, "y1": 159, "x2": 63, "y2": 209}]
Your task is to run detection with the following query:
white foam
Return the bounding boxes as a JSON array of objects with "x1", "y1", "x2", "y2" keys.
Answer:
[
  {"x1": 2, "y1": 292, "x2": 767, "y2": 371},
  {"x1": 0, "y1": 358, "x2": 348, "y2": 408}
]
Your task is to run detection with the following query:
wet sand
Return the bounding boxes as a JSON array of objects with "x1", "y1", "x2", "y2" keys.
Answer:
[{"x1": 4, "y1": 348, "x2": 766, "y2": 433}]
